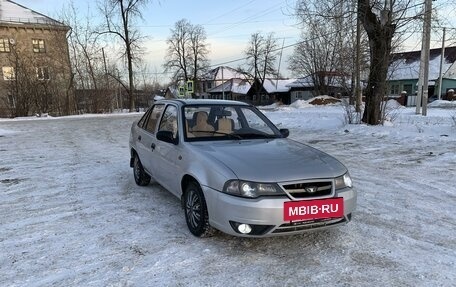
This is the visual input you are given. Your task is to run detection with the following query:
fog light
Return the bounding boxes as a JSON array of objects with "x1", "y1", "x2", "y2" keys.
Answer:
[
  {"x1": 229, "y1": 221, "x2": 274, "y2": 235},
  {"x1": 237, "y1": 224, "x2": 252, "y2": 234}
]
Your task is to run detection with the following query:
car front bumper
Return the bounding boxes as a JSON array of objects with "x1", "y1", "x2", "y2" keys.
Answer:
[{"x1": 203, "y1": 186, "x2": 357, "y2": 237}]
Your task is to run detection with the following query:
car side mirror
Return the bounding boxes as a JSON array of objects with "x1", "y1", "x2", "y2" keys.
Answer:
[
  {"x1": 279, "y1": 129, "x2": 289, "y2": 138},
  {"x1": 156, "y1": 130, "x2": 178, "y2": 145}
]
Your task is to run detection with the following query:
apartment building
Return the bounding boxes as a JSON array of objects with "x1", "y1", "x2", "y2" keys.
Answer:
[{"x1": 0, "y1": 0, "x2": 73, "y2": 117}]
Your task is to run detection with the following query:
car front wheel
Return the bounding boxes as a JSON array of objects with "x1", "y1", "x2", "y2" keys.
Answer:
[
  {"x1": 133, "y1": 154, "x2": 150, "y2": 186},
  {"x1": 184, "y1": 182, "x2": 213, "y2": 237}
]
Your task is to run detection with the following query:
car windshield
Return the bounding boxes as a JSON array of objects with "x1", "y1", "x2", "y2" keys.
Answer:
[{"x1": 183, "y1": 104, "x2": 281, "y2": 141}]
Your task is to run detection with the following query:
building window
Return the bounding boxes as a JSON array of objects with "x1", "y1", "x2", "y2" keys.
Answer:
[
  {"x1": 390, "y1": 84, "x2": 400, "y2": 95},
  {"x1": 403, "y1": 84, "x2": 413, "y2": 95},
  {"x1": 8, "y1": 94, "x2": 16, "y2": 108},
  {"x1": 36, "y1": 67, "x2": 50, "y2": 80},
  {"x1": 2, "y1": 67, "x2": 15, "y2": 80},
  {"x1": 32, "y1": 39, "x2": 46, "y2": 53},
  {"x1": 0, "y1": 38, "x2": 10, "y2": 52}
]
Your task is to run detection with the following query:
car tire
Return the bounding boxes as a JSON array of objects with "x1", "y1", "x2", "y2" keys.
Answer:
[
  {"x1": 133, "y1": 154, "x2": 150, "y2": 186},
  {"x1": 184, "y1": 182, "x2": 214, "y2": 237}
]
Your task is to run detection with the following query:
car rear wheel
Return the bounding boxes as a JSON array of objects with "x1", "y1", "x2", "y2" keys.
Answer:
[
  {"x1": 184, "y1": 182, "x2": 213, "y2": 237},
  {"x1": 133, "y1": 154, "x2": 150, "y2": 186}
]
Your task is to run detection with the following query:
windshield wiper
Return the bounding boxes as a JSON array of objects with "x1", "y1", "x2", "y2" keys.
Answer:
[
  {"x1": 211, "y1": 131, "x2": 243, "y2": 140},
  {"x1": 235, "y1": 133, "x2": 278, "y2": 139},
  {"x1": 190, "y1": 130, "x2": 243, "y2": 140}
]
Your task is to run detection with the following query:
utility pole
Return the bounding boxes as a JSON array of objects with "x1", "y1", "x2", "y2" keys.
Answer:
[
  {"x1": 438, "y1": 27, "x2": 446, "y2": 100},
  {"x1": 276, "y1": 38, "x2": 285, "y2": 90},
  {"x1": 102, "y1": 47, "x2": 108, "y2": 85},
  {"x1": 221, "y1": 66, "x2": 225, "y2": 100},
  {"x1": 416, "y1": 0, "x2": 432, "y2": 115},
  {"x1": 102, "y1": 47, "x2": 112, "y2": 111},
  {"x1": 355, "y1": 4, "x2": 362, "y2": 113}
]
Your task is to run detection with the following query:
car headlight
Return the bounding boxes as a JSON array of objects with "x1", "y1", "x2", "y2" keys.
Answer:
[
  {"x1": 335, "y1": 173, "x2": 353, "y2": 190},
  {"x1": 223, "y1": 180, "x2": 284, "y2": 198}
]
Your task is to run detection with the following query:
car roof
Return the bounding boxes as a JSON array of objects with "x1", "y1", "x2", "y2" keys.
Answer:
[{"x1": 154, "y1": 99, "x2": 251, "y2": 107}]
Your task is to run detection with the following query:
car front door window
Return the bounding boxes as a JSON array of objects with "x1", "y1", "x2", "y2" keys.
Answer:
[
  {"x1": 158, "y1": 105, "x2": 178, "y2": 138},
  {"x1": 154, "y1": 104, "x2": 180, "y2": 196}
]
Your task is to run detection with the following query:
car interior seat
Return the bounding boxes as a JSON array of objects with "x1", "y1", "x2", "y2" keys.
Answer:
[
  {"x1": 169, "y1": 117, "x2": 178, "y2": 138},
  {"x1": 215, "y1": 118, "x2": 233, "y2": 135},
  {"x1": 186, "y1": 119, "x2": 194, "y2": 138},
  {"x1": 192, "y1": 111, "x2": 214, "y2": 136}
]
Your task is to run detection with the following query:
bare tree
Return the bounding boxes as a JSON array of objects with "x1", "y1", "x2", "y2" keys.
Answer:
[
  {"x1": 164, "y1": 19, "x2": 210, "y2": 96},
  {"x1": 4, "y1": 48, "x2": 62, "y2": 117},
  {"x1": 189, "y1": 24, "x2": 210, "y2": 93},
  {"x1": 290, "y1": 1, "x2": 367, "y2": 99},
  {"x1": 244, "y1": 32, "x2": 279, "y2": 104},
  {"x1": 289, "y1": 22, "x2": 342, "y2": 96},
  {"x1": 4, "y1": 47, "x2": 34, "y2": 117},
  {"x1": 61, "y1": 2, "x2": 111, "y2": 113},
  {"x1": 357, "y1": 0, "x2": 426, "y2": 124},
  {"x1": 357, "y1": 0, "x2": 395, "y2": 124},
  {"x1": 292, "y1": 0, "x2": 433, "y2": 125},
  {"x1": 99, "y1": 0, "x2": 149, "y2": 111},
  {"x1": 164, "y1": 19, "x2": 192, "y2": 83}
]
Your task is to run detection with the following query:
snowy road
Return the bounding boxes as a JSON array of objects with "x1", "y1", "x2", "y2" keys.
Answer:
[{"x1": 1, "y1": 107, "x2": 455, "y2": 286}]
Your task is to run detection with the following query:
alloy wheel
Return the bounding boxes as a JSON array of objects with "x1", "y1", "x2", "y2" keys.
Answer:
[{"x1": 185, "y1": 189, "x2": 201, "y2": 229}]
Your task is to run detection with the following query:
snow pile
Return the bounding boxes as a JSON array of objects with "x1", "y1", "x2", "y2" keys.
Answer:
[
  {"x1": 290, "y1": 99, "x2": 314, "y2": 108},
  {"x1": 384, "y1": 99, "x2": 405, "y2": 110},
  {"x1": 257, "y1": 102, "x2": 280, "y2": 110},
  {"x1": 290, "y1": 96, "x2": 341, "y2": 109},
  {"x1": 428, "y1": 100, "x2": 456, "y2": 108}
]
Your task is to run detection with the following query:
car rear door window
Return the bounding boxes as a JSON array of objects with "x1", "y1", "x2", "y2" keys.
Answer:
[
  {"x1": 137, "y1": 108, "x2": 152, "y2": 128},
  {"x1": 145, "y1": 104, "x2": 164, "y2": 133}
]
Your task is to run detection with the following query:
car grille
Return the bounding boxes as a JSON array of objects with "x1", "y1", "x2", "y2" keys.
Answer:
[
  {"x1": 271, "y1": 215, "x2": 350, "y2": 234},
  {"x1": 281, "y1": 181, "x2": 333, "y2": 199}
]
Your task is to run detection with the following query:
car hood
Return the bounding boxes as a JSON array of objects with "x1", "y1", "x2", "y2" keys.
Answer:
[{"x1": 190, "y1": 139, "x2": 347, "y2": 182}]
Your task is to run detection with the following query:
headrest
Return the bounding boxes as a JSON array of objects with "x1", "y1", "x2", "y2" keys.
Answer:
[
  {"x1": 217, "y1": 118, "x2": 232, "y2": 131},
  {"x1": 196, "y1": 111, "x2": 208, "y2": 124}
]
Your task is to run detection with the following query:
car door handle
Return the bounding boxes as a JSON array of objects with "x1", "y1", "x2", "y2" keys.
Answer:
[
  {"x1": 137, "y1": 135, "x2": 141, "y2": 141},
  {"x1": 151, "y1": 143, "x2": 156, "y2": 150}
]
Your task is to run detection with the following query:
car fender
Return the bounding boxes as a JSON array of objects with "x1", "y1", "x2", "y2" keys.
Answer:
[
  {"x1": 179, "y1": 144, "x2": 238, "y2": 192},
  {"x1": 178, "y1": 144, "x2": 238, "y2": 221}
]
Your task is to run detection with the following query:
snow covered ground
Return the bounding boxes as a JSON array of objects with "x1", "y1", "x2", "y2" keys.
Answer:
[{"x1": 1, "y1": 102, "x2": 455, "y2": 286}]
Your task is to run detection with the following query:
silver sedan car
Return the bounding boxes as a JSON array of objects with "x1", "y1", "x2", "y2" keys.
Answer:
[{"x1": 129, "y1": 99, "x2": 356, "y2": 237}]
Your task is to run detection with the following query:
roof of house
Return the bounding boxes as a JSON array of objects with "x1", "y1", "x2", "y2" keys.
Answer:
[
  {"x1": 388, "y1": 46, "x2": 456, "y2": 81},
  {"x1": 0, "y1": 0, "x2": 67, "y2": 27},
  {"x1": 286, "y1": 74, "x2": 349, "y2": 88},
  {"x1": 262, "y1": 79, "x2": 294, "y2": 93},
  {"x1": 203, "y1": 66, "x2": 248, "y2": 81},
  {"x1": 165, "y1": 86, "x2": 179, "y2": 98},
  {"x1": 286, "y1": 76, "x2": 315, "y2": 88},
  {"x1": 208, "y1": 78, "x2": 251, "y2": 94}
]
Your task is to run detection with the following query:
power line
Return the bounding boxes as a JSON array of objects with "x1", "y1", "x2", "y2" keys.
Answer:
[
  {"x1": 209, "y1": 28, "x2": 344, "y2": 68},
  {"x1": 207, "y1": 1, "x2": 290, "y2": 37},
  {"x1": 135, "y1": 18, "x2": 292, "y2": 28},
  {"x1": 140, "y1": 4, "x2": 456, "y2": 77},
  {"x1": 201, "y1": 0, "x2": 259, "y2": 25}
]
